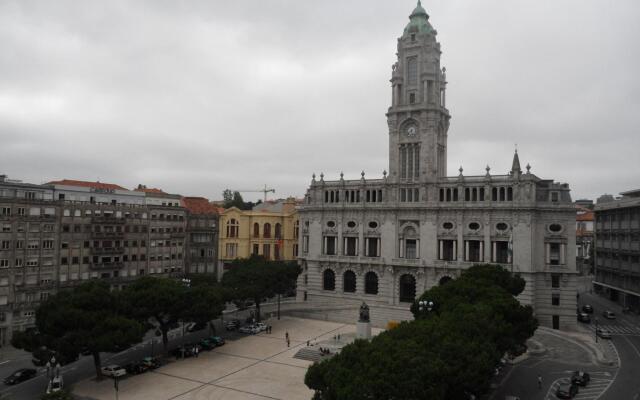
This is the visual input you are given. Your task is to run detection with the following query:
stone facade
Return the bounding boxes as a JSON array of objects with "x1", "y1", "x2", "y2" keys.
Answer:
[
  {"x1": 593, "y1": 189, "x2": 640, "y2": 309},
  {"x1": 296, "y1": 2, "x2": 577, "y2": 330}
]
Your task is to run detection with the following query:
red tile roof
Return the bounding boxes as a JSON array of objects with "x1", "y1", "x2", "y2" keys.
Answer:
[
  {"x1": 577, "y1": 211, "x2": 594, "y2": 222},
  {"x1": 182, "y1": 197, "x2": 219, "y2": 215},
  {"x1": 135, "y1": 187, "x2": 165, "y2": 194},
  {"x1": 48, "y1": 179, "x2": 127, "y2": 191}
]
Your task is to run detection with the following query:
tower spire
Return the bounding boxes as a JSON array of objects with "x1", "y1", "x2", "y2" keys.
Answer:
[{"x1": 511, "y1": 149, "x2": 522, "y2": 175}]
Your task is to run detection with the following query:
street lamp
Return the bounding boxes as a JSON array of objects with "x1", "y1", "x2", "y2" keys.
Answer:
[{"x1": 418, "y1": 300, "x2": 434, "y2": 315}]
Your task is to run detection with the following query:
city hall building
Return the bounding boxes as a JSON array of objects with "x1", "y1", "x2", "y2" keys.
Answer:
[{"x1": 296, "y1": 2, "x2": 577, "y2": 330}]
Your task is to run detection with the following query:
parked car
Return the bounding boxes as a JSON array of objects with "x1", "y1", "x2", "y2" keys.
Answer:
[
  {"x1": 255, "y1": 322, "x2": 268, "y2": 332},
  {"x1": 171, "y1": 346, "x2": 197, "y2": 359},
  {"x1": 505, "y1": 397, "x2": 520, "y2": 400},
  {"x1": 199, "y1": 339, "x2": 215, "y2": 351},
  {"x1": 582, "y1": 304, "x2": 594, "y2": 313},
  {"x1": 596, "y1": 329, "x2": 612, "y2": 339},
  {"x1": 141, "y1": 356, "x2": 161, "y2": 370},
  {"x1": 602, "y1": 310, "x2": 616, "y2": 319},
  {"x1": 4, "y1": 368, "x2": 37, "y2": 385},
  {"x1": 239, "y1": 325, "x2": 260, "y2": 334},
  {"x1": 209, "y1": 336, "x2": 225, "y2": 346},
  {"x1": 577, "y1": 313, "x2": 591, "y2": 323},
  {"x1": 571, "y1": 370, "x2": 590, "y2": 386},
  {"x1": 101, "y1": 365, "x2": 127, "y2": 378},
  {"x1": 556, "y1": 382, "x2": 578, "y2": 399},
  {"x1": 187, "y1": 321, "x2": 208, "y2": 333},
  {"x1": 124, "y1": 362, "x2": 148, "y2": 375},
  {"x1": 46, "y1": 375, "x2": 64, "y2": 393},
  {"x1": 225, "y1": 320, "x2": 241, "y2": 331}
]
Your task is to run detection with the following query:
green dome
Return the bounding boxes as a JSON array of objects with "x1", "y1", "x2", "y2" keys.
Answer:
[{"x1": 404, "y1": 1, "x2": 433, "y2": 35}]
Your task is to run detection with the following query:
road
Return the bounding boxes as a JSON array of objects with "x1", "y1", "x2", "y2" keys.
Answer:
[{"x1": 0, "y1": 306, "x2": 267, "y2": 400}]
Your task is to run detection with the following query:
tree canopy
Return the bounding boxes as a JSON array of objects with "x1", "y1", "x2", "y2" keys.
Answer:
[
  {"x1": 305, "y1": 264, "x2": 537, "y2": 400},
  {"x1": 222, "y1": 255, "x2": 301, "y2": 321},
  {"x1": 12, "y1": 281, "x2": 144, "y2": 378}
]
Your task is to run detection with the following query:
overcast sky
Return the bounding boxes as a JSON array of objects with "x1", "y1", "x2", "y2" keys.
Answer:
[{"x1": 1, "y1": 0, "x2": 638, "y2": 202}]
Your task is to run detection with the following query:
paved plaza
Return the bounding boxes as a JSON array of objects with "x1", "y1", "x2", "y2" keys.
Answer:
[{"x1": 73, "y1": 317, "x2": 382, "y2": 400}]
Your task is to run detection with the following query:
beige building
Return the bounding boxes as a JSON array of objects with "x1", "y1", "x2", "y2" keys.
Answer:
[{"x1": 218, "y1": 198, "x2": 300, "y2": 272}]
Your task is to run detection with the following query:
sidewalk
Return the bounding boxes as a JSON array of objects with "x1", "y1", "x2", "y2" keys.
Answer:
[
  {"x1": 0, "y1": 345, "x2": 31, "y2": 362},
  {"x1": 534, "y1": 326, "x2": 617, "y2": 367}
]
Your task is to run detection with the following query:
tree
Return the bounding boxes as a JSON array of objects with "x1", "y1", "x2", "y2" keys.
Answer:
[
  {"x1": 305, "y1": 264, "x2": 537, "y2": 400},
  {"x1": 182, "y1": 274, "x2": 225, "y2": 334},
  {"x1": 13, "y1": 282, "x2": 144, "y2": 379},
  {"x1": 122, "y1": 276, "x2": 188, "y2": 353},
  {"x1": 222, "y1": 256, "x2": 301, "y2": 322}
]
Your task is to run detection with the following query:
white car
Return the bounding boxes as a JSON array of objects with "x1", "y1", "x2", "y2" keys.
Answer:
[
  {"x1": 101, "y1": 365, "x2": 127, "y2": 378},
  {"x1": 239, "y1": 325, "x2": 260, "y2": 334},
  {"x1": 46, "y1": 375, "x2": 63, "y2": 393},
  {"x1": 255, "y1": 322, "x2": 267, "y2": 332}
]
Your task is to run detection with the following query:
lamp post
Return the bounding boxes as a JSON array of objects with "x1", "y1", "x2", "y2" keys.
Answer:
[{"x1": 418, "y1": 300, "x2": 434, "y2": 316}]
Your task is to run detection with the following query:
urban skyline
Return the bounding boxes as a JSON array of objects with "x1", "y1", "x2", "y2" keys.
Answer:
[{"x1": 1, "y1": 0, "x2": 639, "y2": 202}]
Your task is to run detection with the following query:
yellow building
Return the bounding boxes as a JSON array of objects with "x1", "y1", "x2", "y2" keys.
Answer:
[{"x1": 218, "y1": 198, "x2": 300, "y2": 271}]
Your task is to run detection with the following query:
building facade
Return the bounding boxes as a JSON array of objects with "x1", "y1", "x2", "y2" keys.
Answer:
[
  {"x1": 182, "y1": 197, "x2": 219, "y2": 278},
  {"x1": 593, "y1": 189, "x2": 640, "y2": 309},
  {"x1": 576, "y1": 204, "x2": 594, "y2": 274},
  {"x1": 218, "y1": 198, "x2": 300, "y2": 270},
  {"x1": 296, "y1": 2, "x2": 577, "y2": 330},
  {"x1": 0, "y1": 175, "x2": 215, "y2": 344}
]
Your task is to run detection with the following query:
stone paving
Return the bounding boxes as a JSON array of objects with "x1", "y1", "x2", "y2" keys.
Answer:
[{"x1": 73, "y1": 317, "x2": 382, "y2": 400}]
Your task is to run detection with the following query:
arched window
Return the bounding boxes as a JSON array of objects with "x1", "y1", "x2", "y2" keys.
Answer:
[
  {"x1": 323, "y1": 269, "x2": 335, "y2": 291},
  {"x1": 507, "y1": 187, "x2": 513, "y2": 201},
  {"x1": 399, "y1": 274, "x2": 416, "y2": 303},
  {"x1": 293, "y1": 220, "x2": 299, "y2": 239},
  {"x1": 499, "y1": 187, "x2": 506, "y2": 201},
  {"x1": 226, "y1": 218, "x2": 239, "y2": 238},
  {"x1": 263, "y1": 223, "x2": 271, "y2": 238},
  {"x1": 343, "y1": 270, "x2": 356, "y2": 293},
  {"x1": 365, "y1": 272, "x2": 378, "y2": 295},
  {"x1": 275, "y1": 223, "x2": 282, "y2": 239},
  {"x1": 253, "y1": 223, "x2": 260, "y2": 238}
]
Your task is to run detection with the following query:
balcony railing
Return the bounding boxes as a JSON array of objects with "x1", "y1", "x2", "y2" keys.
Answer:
[
  {"x1": 91, "y1": 216, "x2": 126, "y2": 224},
  {"x1": 90, "y1": 247, "x2": 125, "y2": 255},
  {"x1": 90, "y1": 262, "x2": 124, "y2": 270},
  {"x1": 91, "y1": 231, "x2": 124, "y2": 239}
]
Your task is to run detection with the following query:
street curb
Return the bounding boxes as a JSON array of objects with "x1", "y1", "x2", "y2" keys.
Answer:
[{"x1": 537, "y1": 326, "x2": 615, "y2": 366}]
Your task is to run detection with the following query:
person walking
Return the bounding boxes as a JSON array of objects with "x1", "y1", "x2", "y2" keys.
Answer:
[
  {"x1": 285, "y1": 331, "x2": 289, "y2": 340},
  {"x1": 286, "y1": 338, "x2": 290, "y2": 347},
  {"x1": 195, "y1": 346, "x2": 199, "y2": 358},
  {"x1": 537, "y1": 375, "x2": 542, "y2": 389}
]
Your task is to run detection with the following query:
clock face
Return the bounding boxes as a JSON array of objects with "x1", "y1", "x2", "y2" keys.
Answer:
[{"x1": 405, "y1": 125, "x2": 417, "y2": 137}]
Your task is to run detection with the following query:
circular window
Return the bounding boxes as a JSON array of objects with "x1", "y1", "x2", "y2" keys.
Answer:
[
  {"x1": 347, "y1": 221, "x2": 357, "y2": 228},
  {"x1": 442, "y1": 222, "x2": 454, "y2": 230},
  {"x1": 368, "y1": 221, "x2": 378, "y2": 229},
  {"x1": 496, "y1": 222, "x2": 509, "y2": 231},
  {"x1": 549, "y1": 224, "x2": 563, "y2": 233},
  {"x1": 468, "y1": 222, "x2": 480, "y2": 230},
  {"x1": 327, "y1": 221, "x2": 336, "y2": 228}
]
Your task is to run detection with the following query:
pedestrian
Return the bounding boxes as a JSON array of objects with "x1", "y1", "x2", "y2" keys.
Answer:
[
  {"x1": 537, "y1": 375, "x2": 542, "y2": 389},
  {"x1": 195, "y1": 346, "x2": 199, "y2": 358},
  {"x1": 287, "y1": 338, "x2": 290, "y2": 347},
  {"x1": 338, "y1": 334, "x2": 341, "y2": 340},
  {"x1": 285, "y1": 331, "x2": 289, "y2": 340},
  {"x1": 307, "y1": 340, "x2": 310, "y2": 346}
]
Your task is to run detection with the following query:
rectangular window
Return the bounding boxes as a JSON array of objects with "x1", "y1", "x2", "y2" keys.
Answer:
[
  {"x1": 17, "y1": 207, "x2": 25, "y2": 216},
  {"x1": 303, "y1": 235, "x2": 309, "y2": 254},
  {"x1": 344, "y1": 237, "x2": 358, "y2": 256},
  {"x1": 252, "y1": 244, "x2": 259, "y2": 256},
  {"x1": 551, "y1": 274, "x2": 560, "y2": 288},
  {"x1": 2, "y1": 224, "x2": 11, "y2": 232},
  {"x1": 293, "y1": 244, "x2": 299, "y2": 257},
  {"x1": 439, "y1": 240, "x2": 457, "y2": 261},
  {"x1": 323, "y1": 236, "x2": 337, "y2": 256},
  {"x1": 0, "y1": 260, "x2": 8, "y2": 268},
  {"x1": 405, "y1": 239, "x2": 418, "y2": 259},
  {"x1": 42, "y1": 240, "x2": 54, "y2": 249},
  {"x1": 0, "y1": 241, "x2": 10, "y2": 250},
  {"x1": 492, "y1": 241, "x2": 510, "y2": 264},
  {"x1": 548, "y1": 243, "x2": 561, "y2": 265},
  {"x1": 0, "y1": 207, "x2": 10, "y2": 216},
  {"x1": 15, "y1": 258, "x2": 23, "y2": 267},
  {"x1": 27, "y1": 240, "x2": 39, "y2": 249},
  {"x1": 407, "y1": 56, "x2": 418, "y2": 86},
  {"x1": 365, "y1": 237, "x2": 380, "y2": 257},
  {"x1": 465, "y1": 240, "x2": 482, "y2": 262},
  {"x1": 552, "y1": 293, "x2": 560, "y2": 306}
]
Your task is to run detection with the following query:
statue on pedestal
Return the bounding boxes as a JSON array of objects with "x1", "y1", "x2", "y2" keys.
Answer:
[{"x1": 359, "y1": 302, "x2": 370, "y2": 323}]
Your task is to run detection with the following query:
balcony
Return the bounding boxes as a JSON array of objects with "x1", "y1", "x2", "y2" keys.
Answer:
[
  {"x1": 91, "y1": 217, "x2": 125, "y2": 224},
  {"x1": 90, "y1": 247, "x2": 125, "y2": 255},
  {"x1": 91, "y1": 231, "x2": 124, "y2": 239},
  {"x1": 90, "y1": 262, "x2": 124, "y2": 270}
]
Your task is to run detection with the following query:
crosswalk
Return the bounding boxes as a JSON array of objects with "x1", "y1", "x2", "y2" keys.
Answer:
[
  {"x1": 545, "y1": 373, "x2": 613, "y2": 400},
  {"x1": 586, "y1": 321, "x2": 640, "y2": 336}
]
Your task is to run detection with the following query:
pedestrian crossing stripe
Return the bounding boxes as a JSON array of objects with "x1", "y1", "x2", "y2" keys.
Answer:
[
  {"x1": 588, "y1": 324, "x2": 640, "y2": 335},
  {"x1": 545, "y1": 376, "x2": 613, "y2": 400}
]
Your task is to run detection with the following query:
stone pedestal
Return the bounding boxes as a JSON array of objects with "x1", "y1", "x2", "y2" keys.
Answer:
[{"x1": 356, "y1": 321, "x2": 372, "y2": 340}]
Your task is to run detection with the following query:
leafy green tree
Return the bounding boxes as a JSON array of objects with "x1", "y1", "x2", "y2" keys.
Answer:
[
  {"x1": 122, "y1": 276, "x2": 187, "y2": 353},
  {"x1": 13, "y1": 282, "x2": 144, "y2": 378},
  {"x1": 222, "y1": 256, "x2": 300, "y2": 321},
  {"x1": 306, "y1": 264, "x2": 537, "y2": 400},
  {"x1": 182, "y1": 275, "x2": 225, "y2": 334}
]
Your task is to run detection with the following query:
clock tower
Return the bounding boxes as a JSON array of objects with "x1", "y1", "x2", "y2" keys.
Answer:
[{"x1": 387, "y1": 1, "x2": 450, "y2": 185}]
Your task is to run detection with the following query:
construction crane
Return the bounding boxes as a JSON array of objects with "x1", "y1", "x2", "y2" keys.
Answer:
[{"x1": 236, "y1": 184, "x2": 275, "y2": 202}]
